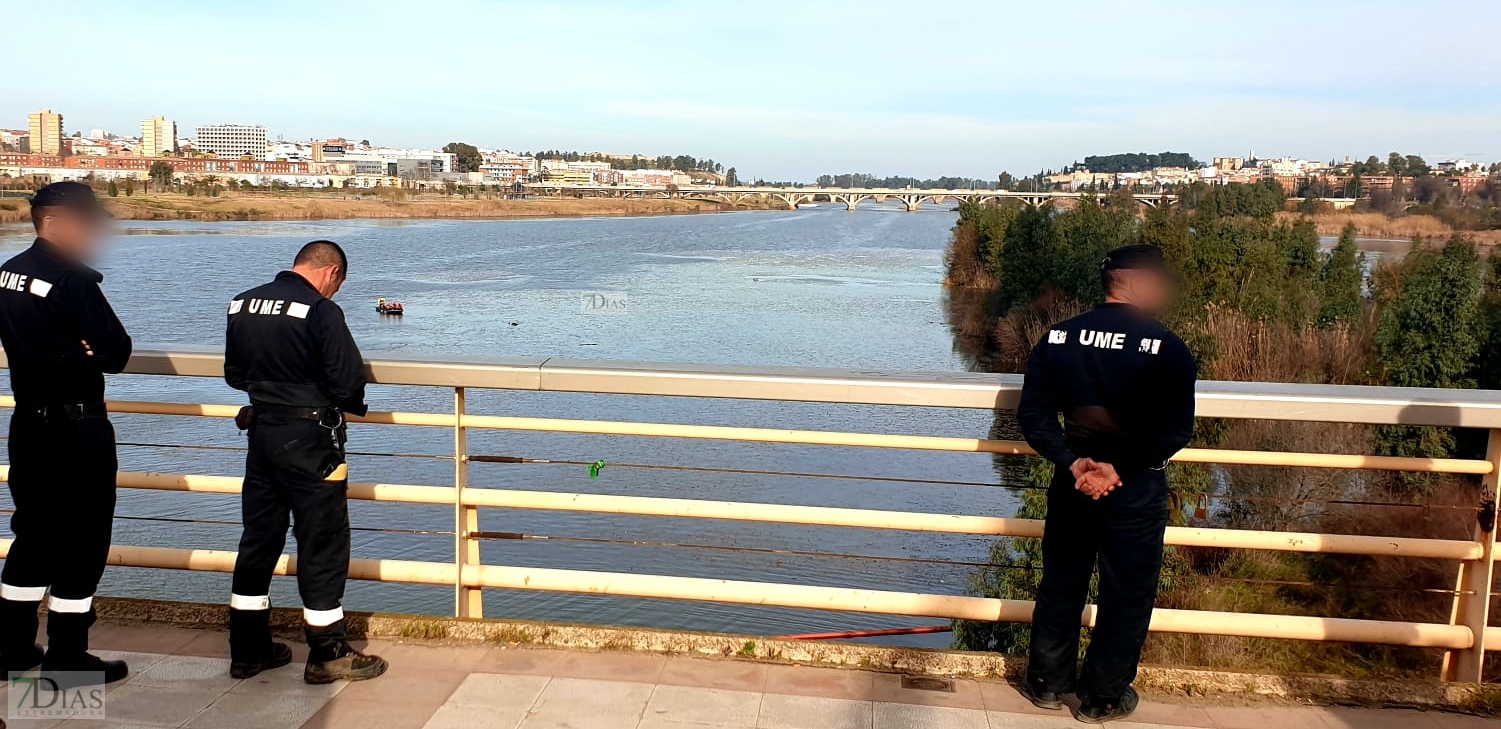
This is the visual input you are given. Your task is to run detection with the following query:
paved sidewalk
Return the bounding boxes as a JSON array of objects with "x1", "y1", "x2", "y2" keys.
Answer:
[{"x1": 0, "y1": 625, "x2": 1492, "y2": 728}]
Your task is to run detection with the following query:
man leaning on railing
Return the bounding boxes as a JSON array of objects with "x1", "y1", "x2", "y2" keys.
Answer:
[
  {"x1": 1016, "y1": 245, "x2": 1197, "y2": 724},
  {"x1": 222, "y1": 240, "x2": 388, "y2": 684}
]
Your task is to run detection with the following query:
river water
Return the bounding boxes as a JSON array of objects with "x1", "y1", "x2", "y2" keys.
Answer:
[{"x1": 0, "y1": 205, "x2": 1004, "y2": 646}]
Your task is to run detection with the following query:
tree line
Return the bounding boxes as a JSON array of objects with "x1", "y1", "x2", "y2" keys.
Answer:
[
  {"x1": 943, "y1": 185, "x2": 1501, "y2": 677},
  {"x1": 1071, "y1": 151, "x2": 1203, "y2": 173}
]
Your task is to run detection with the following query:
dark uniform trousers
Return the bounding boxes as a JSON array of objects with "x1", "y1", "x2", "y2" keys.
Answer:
[
  {"x1": 229, "y1": 412, "x2": 351, "y2": 661},
  {"x1": 1, "y1": 408, "x2": 118, "y2": 655},
  {"x1": 1027, "y1": 467, "x2": 1170, "y2": 705}
]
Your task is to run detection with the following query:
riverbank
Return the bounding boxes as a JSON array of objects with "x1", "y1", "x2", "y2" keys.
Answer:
[
  {"x1": 0, "y1": 191, "x2": 781, "y2": 224},
  {"x1": 1287, "y1": 210, "x2": 1501, "y2": 245}
]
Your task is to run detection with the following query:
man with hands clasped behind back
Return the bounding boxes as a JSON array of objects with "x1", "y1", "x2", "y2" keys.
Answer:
[{"x1": 1015, "y1": 245, "x2": 1197, "y2": 724}]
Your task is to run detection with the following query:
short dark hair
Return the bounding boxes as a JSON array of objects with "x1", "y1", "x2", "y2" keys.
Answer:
[
  {"x1": 1101, "y1": 268, "x2": 1126, "y2": 294},
  {"x1": 30, "y1": 205, "x2": 52, "y2": 231},
  {"x1": 293, "y1": 240, "x2": 347, "y2": 275}
]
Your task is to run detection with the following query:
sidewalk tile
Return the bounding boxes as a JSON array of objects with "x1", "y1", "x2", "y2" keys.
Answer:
[
  {"x1": 659, "y1": 657, "x2": 768, "y2": 692},
  {"x1": 299, "y1": 697, "x2": 443, "y2": 729},
  {"x1": 485, "y1": 648, "x2": 666, "y2": 684},
  {"x1": 986, "y1": 711, "x2": 1079, "y2": 728},
  {"x1": 527, "y1": 676, "x2": 654, "y2": 725},
  {"x1": 444, "y1": 673, "x2": 550, "y2": 710},
  {"x1": 870, "y1": 674, "x2": 983, "y2": 710},
  {"x1": 645, "y1": 685, "x2": 761, "y2": 726},
  {"x1": 757, "y1": 694, "x2": 872, "y2": 729},
  {"x1": 1430, "y1": 713, "x2": 1501, "y2": 729},
  {"x1": 101, "y1": 683, "x2": 224, "y2": 726},
  {"x1": 1127, "y1": 700, "x2": 1218, "y2": 727},
  {"x1": 127, "y1": 654, "x2": 240, "y2": 693},
  {"x1": 185, "y1": 688, "x2": 329, "y2": 729},
  {"x1": 1204, "y1": 705, "x2": 1337, "y2": 729},
  {"x1": 90, "y1": 625, "x2": 200, "y2": 655},
  {"x1": 423, "y1": 702, "x2": 529, "y2": 729},
  {"x1": 1321, "y1": 707, "x2": 1444, "y2": 729},
  {"x1": 763, "y1": 664, "x2": 875, "y2": 701},
  {"x1": 376, "y1": 642, "x2": 493, "y2": 673},
  {"x1": 873, "y1": 702, "x2": 987, "y2": 729}
]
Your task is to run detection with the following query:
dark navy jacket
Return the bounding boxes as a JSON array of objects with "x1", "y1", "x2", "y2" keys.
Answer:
[
  {"x1": 1017, "y1": 302, "x2": 1196, "y2": 476},
  {"x1": 0, "y1": 239, "x2": 132, "y2": 405},
  {"x1": 224, "y1": 271, "x2": 367, "y2": 416}
]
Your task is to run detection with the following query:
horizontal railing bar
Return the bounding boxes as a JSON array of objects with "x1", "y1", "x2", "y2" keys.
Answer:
[
  {"x1": 0, "y1": 538, "x2": 1469, "y2": 649},
  {"x1": 1, "y1": 468, "x2": 1478, "y2": 561},
  {"x1": 31, "y1": 346, "x2": 1501, "y2": 427},
  {"x1": 1, "y1": 398, "x2": 1487, "y2": 475}
]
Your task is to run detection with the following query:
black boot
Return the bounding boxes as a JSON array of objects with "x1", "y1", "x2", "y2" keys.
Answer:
[
  {"x1": 1077, "y1": 686, "x2": 1140, "y2": 724},
  {"x1": 228, "y1": 608, "x2": 292, "y2": 679},
  {"x1": 40, "y1": 610, "x2": 127, "y2": 687},
  {"x1": 303, "y1": 621, "x2": 386, "y2": 685},
  {"x1": 0, "y1": 598, "x2": 44, "y2": 673}
]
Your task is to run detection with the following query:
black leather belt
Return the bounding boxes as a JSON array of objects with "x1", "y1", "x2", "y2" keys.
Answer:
[
  {"x1": 22, "y1": 403, "x2": 108, "y2": 422},
  {"x1": 250, "y1": 404, "x2": 343, "y2": 426}
]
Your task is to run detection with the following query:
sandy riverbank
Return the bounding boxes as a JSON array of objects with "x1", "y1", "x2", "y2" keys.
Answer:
[
  {"x1": 0, "y1": 192, "x2": 780, "y2": 225},
  {"x1": 1285, "y1": 211, "x2": 1501, "y2": 245}
]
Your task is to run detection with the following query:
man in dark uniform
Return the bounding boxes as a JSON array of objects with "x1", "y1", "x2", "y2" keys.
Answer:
[
  {"x1": 0, "y1": 182, "x2": 131, "y2": 685},
  {"x1": 223, "y1": 240, "x2": 387, "y2": 683},
  {"x1": 1016, "y1": 244, "x2": 1196, "y2": 724}
]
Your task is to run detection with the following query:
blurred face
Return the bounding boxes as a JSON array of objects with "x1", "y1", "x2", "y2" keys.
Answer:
[
  {"x1": 1115, "y1": 269, "x2": 1176, "y2": 317},
  {"x1": 35, "y1": 207, "x2": 110, "y2": 262}
]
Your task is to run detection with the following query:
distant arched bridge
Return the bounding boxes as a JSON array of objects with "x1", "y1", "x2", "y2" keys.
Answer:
[{"x1": 522, "y1": 184, "x2": 1173, "y2": 211}]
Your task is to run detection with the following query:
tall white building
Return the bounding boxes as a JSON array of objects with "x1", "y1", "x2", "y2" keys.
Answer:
[
  {"x1": 194, "y1": 124, "x2": 267, "y2": 159},
  {"x1": 140, "y1": 116, "x2": 177, "y2": 157}
]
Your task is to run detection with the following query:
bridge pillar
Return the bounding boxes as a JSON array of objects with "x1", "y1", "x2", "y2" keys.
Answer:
[
  {"x1": 835, "y1": 194, "x2": 869, "y2": 212},
  {"x1": 900, "y1": 195, "x2": 923, "y2": 212},
  {"x1": 774, "y1": 193, "x2": 807, "y2": 210},
  {"x1": 1442, "y1": 428, "x2": 1501, "y2": 681}
]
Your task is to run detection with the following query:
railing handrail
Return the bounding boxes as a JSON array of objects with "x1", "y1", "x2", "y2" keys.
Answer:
[
  {"x1": 8, "y1": 346, "x2": 1501, "y2": 427},
  {"x1": 2, "y1": 347, "x2": 1498, "y2": 681}
]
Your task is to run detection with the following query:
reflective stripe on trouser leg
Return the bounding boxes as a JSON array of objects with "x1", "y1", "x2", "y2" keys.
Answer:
[
  {"x1": 48, "y1": 595, "x2": 93, "y2": 614},
  {"x1": 303, "y1": 606, "x2": 343, "y2": 627},
  {"x1": 0, "y1": 584, "x2": 47, "y2": 602},
  {"x1": 230, "y1": 594, "x2": 270, "y2": 611}
]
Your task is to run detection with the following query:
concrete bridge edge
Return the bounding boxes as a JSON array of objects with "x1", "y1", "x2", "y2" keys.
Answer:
[{"x1": 91, "y1": 596, "x2": 1500, "y2": 715}]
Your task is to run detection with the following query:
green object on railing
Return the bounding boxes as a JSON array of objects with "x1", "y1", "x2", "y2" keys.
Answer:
[{"x1": 588, "y1": 460, "x2": 607, "y2": 479}]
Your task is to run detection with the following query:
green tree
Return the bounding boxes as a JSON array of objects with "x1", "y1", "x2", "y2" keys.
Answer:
[
  {"x1": 442, "y1": 142, "x2": 483, "y2": 173},
  {"x1": 1316, "y1": 223, "x2": 1363, "y2": 326},
  {"x1": 106, "y1": 180, "x2": 118, "y2": 197},
  {"x1": 1388, "y1": 152, "x2": 1406, "y2": 177},
  {"x1": 148, "y1": 161, "x2": 174, "y2": 192},
  {"x1": 122, "y1": 177, "x2": 136, "y2": 196},
  {"x1": 1374, "y1": 236, "x2": 1484, "y2": 473},
  {"x1": 723, "y1": 167, "x2": 739, "y2": 186}
]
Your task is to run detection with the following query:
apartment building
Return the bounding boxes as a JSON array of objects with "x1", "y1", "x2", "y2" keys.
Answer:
[
  {"x1": 140, "y1": 116, "x2": 178, "y2": 157},
  {"x1": 28, "y1": 109, "x2": 63, "y2": 156},
  {"x1": 194, "y1": 124, "x2": 268, "y2": 159}
]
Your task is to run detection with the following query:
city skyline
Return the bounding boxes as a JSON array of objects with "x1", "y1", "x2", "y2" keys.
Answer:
[{"x1": 3, "y1": 0, "x2": 1499, "y2": 180}]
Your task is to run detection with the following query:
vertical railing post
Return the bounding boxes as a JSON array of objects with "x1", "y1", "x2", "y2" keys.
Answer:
[
  {"x1": 454, "y1": 387, "x2": 483, "y2": 618},
  {"x1": 1442, "y1": 427, "x2": 1500, "y2": 681}
]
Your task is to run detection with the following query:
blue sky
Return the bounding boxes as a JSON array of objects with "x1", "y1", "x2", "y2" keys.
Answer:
[{"x1": 5, "y1": 0, "x2": 1498, "y2": 180}]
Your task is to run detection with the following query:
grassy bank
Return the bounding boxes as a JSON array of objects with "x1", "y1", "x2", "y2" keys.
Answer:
[
  {"x1": 1286, "y1": 211, "x2": 1501, "y2": 245},
  {"x1": 0, "y1": 191, "x2": 779, "y2": 225}
]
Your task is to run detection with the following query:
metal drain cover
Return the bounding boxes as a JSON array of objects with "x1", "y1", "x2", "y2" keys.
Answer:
[{"x1": 900, "y1": 675, "x2": 955, "y2": 693}]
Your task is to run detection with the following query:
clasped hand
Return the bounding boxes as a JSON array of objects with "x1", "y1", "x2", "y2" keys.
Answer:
[{"x1": 1070, "y1": 457, "x2": 1122, "y2": 500}]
